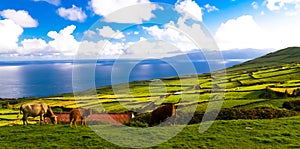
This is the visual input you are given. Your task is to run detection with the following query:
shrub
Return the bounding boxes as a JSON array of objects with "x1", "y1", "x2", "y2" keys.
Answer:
[
  {"x1": 125, "y1": 107, "x2": 299, "y2": 126},
  {"x1": 259, "y1": 87, "x2": 287, "y2": 99},
  {"x1": 282, "y1": 100, "x2": 300, "y2": 111},
  {"x1": 189, "y1": 107, "x2": 298, "y2": 124},
  {"x1": 124, "y1": 113, "x2": 151, "y2": 127}
]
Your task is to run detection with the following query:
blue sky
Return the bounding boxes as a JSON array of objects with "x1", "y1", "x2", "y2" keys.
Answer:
[{"x1": 0, "y1": 0, "x2": 300, "y2": 60}]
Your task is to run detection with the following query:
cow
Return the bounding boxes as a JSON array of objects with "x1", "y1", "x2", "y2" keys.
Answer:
[
  {"x1": 69, "y1": 108, "x2": 92, "y2": 128},
  {"x1": 149, "y1": 103, "x2": 177, "y2": 127},
  {"x1": 18, "y1": 103, "x2": 57, "y2": 125}
]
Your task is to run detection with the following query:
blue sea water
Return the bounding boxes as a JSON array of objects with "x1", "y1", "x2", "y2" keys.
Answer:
[{"x1": 0, "y1": 60, "x2": 241, "y2": 98}]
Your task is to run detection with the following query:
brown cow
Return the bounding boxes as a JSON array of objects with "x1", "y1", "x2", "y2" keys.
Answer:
[
  {"x1": 18, "y1": 103, "x2": 57, "y2": 125},
  {"x1": 69, "y1": 108, "x2": 92, "y2": 128},
  {"x1": 149, "y1": 103, "x2": 176, "y2": 127}
]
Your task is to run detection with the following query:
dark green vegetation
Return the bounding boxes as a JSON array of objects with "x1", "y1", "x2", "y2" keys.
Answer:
[{"x1": 0, "y1": 47, "x2": 300, "y2": 147}]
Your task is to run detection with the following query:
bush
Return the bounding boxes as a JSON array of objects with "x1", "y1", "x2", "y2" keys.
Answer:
[
  {"x1": 125, "y1": 107, "x2": 299, "y2": 126},
  {"x1": 259, "y1": 87, "x2": 287, "y2": 99},
  {"x1": 282, "y1": 100, "x2": 300, "y2": 111},
  {"x1": 124, "y1": 113, "x2": 151, "y2": 127},
  {"x1": 189, "y1": 107, "x2": 298, "y2": 124}
]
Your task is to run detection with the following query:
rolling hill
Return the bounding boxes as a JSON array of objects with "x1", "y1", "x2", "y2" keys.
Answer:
[
  {"x1": 0, "y1": 47, "x2": 300, "y2": 148},
  {"x1": 228, "y1": 47, "x2": 300, "y2": 72}
]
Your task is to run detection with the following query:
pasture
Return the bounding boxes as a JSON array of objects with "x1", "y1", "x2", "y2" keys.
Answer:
[
  {"x1": 0, "y1": 47, "x2": 300, "y2": 147},
  {"x1": 1, "y1": 117, "x2": 300, "y2": 148}
]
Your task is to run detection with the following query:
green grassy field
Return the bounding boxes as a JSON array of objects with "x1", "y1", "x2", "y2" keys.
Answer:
[
  {"x1": 0, "y1": 47, "x2": 300, "y2": 148},
  {"x1": 1, "y1": 117, "x2": 300, "y2": 148}
]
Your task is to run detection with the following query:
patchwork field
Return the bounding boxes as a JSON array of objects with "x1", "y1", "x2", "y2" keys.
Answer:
[{"x1": 0, "y1": 47, "x2": 300, "y2": 147}]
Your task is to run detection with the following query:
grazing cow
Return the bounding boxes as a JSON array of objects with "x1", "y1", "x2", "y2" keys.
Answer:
[
  {"x1": 69, "y1": 108, "x2": 92, "y2": 128},
  {"x1": 18, "y1": 103, "x2": 57, "y2": 125},
  {"x1": 149, "y1": 103, "x2": 176, "y2": 127}
]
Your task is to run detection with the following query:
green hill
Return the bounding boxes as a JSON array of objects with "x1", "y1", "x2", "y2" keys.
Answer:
[
  {"x1": 1, "y1": 47, "x2": 300, "y2": 148},
  {"x1": 228, "y1": 47, "x2": 300, "y2": 73},
  {"x1": 1, "y1": 46, "x2": 299, "y2": 117}
]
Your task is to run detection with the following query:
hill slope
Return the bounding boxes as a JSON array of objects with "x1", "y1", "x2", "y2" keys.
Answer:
[{"x1": 228, "y1": 47, "x2": 300, "y2": 72}]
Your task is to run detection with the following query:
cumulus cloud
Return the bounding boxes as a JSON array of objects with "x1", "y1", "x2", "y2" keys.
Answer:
[
  {"x1": 0, "y1": 9, "x2": 38, "y2": 28},
  {"x1": 0, "y1": 23, "x2": 80, "y2": 58},
  {"x1": 78, "y1": 40, "x2": 125, "y2": 59},
  {"x1": 204, "y1": 4, "x2": 219, "y2": 12},
  {"x1": 57, "y1": 5, "x2": 87, "y2": 22},
  {"x1": 89, "y1": 0, "x2": 160, "y2": 24},
  {"x1": 122, "y1": 40, "x2": 179, "y2": 59},
  {"x1": 215, "y1": 15, "x2": 268, "y2": 50},
  {"x1": 83, "y1": 30, "x2": 97, "y2": 38},
  {"x1": 19, "y1": 38, "x2": 48, "y2": 55},
  {"x1": 32, "y1": 0, "x2": 60, "y2": 6},
  {"x1": 175, "y1": 0, "x2": 203, "y2": 21},
  {"x1": 89, "y1": 0, "x2": 149, "y2": 16},
  {"x1": 0, "y1": 19, "x2": 23, "y2": 53},
  {"x1": 47, "y1": 25, "x2": 79, "y2": 55},
  {"x1": 96, "y1": 26, "x2": 125, "y2": 39},
  {"x1": 142, "y1": 25, "x2": 197, "y2": 52},
  {"x1": 215, "y1": 15, "x2": 300, "y2": 50}
]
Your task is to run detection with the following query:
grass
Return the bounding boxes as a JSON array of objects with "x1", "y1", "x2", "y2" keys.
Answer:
[
  {"x1": 1, "y1": 47, "x2": 300, "y2": 147},
  {"x1": 1, "y1": 117, "x2": 300, "y2": 148}
]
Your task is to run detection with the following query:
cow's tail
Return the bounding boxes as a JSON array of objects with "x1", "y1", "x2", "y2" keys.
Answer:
[{"x1": 17, "y1": 105, "x2": 23, "y2": 119}]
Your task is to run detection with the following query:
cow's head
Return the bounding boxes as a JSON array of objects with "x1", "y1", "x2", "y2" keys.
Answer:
[{"x1": 50, "y1": 116, "x2": 57, "y2": 124}]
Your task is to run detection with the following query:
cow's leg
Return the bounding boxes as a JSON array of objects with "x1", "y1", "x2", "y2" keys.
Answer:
[
  {"x1": 73, "y1": 119, "x2": 77, "y2": 128},
  {"x1": 81, "y1": 118, "x2": 86, "y2": 126},
  {"x1": 71, "y1": 116, "x2": 77, "y2": 128},
  {"x1": 39, "y1": 114, "x2": 43, "y2": 125},
  {"x1": 70, "y1": 119, "x2": 73, "y2": 128},
  {"x1": 22, "y1": 114, "x2": 27, "y2": 125},
  {"x1": 173, "y1": 112, "x2": 177, "y2": 125},
  {"x1": 23, "y1": 113, "x2": 29, "y2": 125}
]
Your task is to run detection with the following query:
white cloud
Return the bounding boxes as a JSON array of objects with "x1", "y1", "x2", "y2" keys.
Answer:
[
  {"x1": 251, "y1": 1, "x2": 259, "y2": 9},
  {"x1": 122, "y1": 40, "x2": 180, "y2": 59},
  {"x1": 89, "y1": 0, "x2": 149, "y2": 16},
  {"x1": 83, "y1": 30, "x2": 97, "y2": 38},
  {"x1": 143, "y1": 25, "x2": 198, "y2": 52},
  {"x1": 204, "y1": 4, "x2": 219, "y2": 12},
  {"x1": 215, "y1": 15, "x2": 300, "y2": 50},
  {"x1": 19, "y1": 38, "x2": 48, "y2": 55},
  {"x1": 78, "y1": 40, "x2": 125, "y2": 59},
  {"x1": 47, "y1": 25, "x2": 79, "y2": 55},
  {"x1": 0, "y1": 19, "x2": 23, "y2": 53},
  {"x1": 285, "y1": 3, "x2": 300, "y2": 16},
  {"x1": 265, "y1": 0, "x2": 300, "y2": 11},
  {"x1": 0, "y1": 9, "x2": 38, "y2": 28},
  {"x1": 96, "y1": 26, "x2": 125, "y2": 39},
  {"x1": 57, "y1": 5, "x2": 87, "y2": 22},
  {"x1": 175, "y1": 0, "x2": 203, "y2": 21},
  {"x1": 0, "y1": 23, "x2": 80, "y2": 58},
  {"x1": 215, "y1": 15, "x2": 268, "y2": 50},
  {"x1": 262, "y1": 18, "x2": 300, "y2": 49},
  {"x1": 33, "y1": 0, "x2": 60, "y2": 6},
  {"x1": 89, "y1": 0, "x2": 160, "y2": 24}
]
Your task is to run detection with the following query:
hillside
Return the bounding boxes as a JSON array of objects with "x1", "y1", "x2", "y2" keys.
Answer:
[
  {"x1": 228, "y1": 47, "x2": 300, "y2": 72},
  {"x1": 1, "y1": 47, "x2": 300, "y2": 148},
  {"x1": 1, "y1": 47, "x2": 300, "y2": 122}
]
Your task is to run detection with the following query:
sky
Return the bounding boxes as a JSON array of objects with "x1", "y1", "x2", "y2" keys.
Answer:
[{"x1": 0, "y1": 0, "x2": 300, "y2": 60}]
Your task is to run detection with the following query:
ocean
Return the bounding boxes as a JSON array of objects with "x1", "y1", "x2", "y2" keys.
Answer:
[{"x1": 0, "y1": 60, "x2": 241, "y2": 98}]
